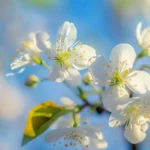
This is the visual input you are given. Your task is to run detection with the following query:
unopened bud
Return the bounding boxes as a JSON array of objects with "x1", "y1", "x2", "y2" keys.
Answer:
[
  {"x1": 24, "y1": 75, "x2": 40, "y2": 88},
  {"x1": 83, "y1": 72, "x2": 93, "y2": 85}
]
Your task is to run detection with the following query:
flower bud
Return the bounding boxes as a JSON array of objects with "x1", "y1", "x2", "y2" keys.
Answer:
[
  {"x1": 24, "y1": 75, "x2": 40, "y2": 88},
  {"x1": 83, "y1": 72, "x2": 93, "y2": 85}
]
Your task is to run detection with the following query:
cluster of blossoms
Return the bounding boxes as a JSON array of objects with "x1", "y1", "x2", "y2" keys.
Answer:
[
  {"x1": 44, "y1": 97, "x2": 107, "y2": 150},
  {"x1": 8, "y1": 21, "x2": 150, "y2": 149}
]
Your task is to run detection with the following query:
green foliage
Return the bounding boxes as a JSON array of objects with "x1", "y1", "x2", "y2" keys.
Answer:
[{"x1": 22, "y1": 101, "x2": 72, "y2": 146}]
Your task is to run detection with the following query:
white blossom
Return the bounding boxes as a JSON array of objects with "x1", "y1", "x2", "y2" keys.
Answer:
[
  {"x1": 39, "y1": 21, "x2": 96, "y2": 86},
  {"x1": 88, "y1": 43, "x2": 150, "y2": 111},
  {"x1": 136, "y1": 22, "x2": 150, "y2": 56},
  {"x1": 109, "y1": 92, "x2": 150, "y2": 144},
  {"x1": 9, "y1": 32, "x2": 41, "y2": 75},
  {"x1": 45, "y1": 125, "x2": 107, "y2": 150}
]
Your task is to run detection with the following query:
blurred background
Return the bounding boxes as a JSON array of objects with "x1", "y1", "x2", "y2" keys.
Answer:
[{"x1": 1, "y1": 0, "x2": 150, "y2": 149}]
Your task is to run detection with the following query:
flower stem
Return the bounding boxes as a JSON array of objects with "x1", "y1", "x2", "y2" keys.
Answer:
[
  {"x1": 72, "y1": 111, "x2": 78, "y2": 127},
  {"x1": 131, "y1": 143, "x2": 138, "y2": 150},
  {"x1": 136, "y1": 50, "x2": 147, "y2": 60},
  {"x1": 41, "y1": 61, "x2": 51, "y2": 70}
]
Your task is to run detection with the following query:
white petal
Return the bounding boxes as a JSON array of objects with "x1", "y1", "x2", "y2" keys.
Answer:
[
  {"x1": 110, "y1": 44, "x2": 136, "y2": 72},
  {"x1": 40, "y1": 32, "x2": 52, "y2": 49},
  {"x1": 36, "y1": 32, "x2": 53, "y2": 57},
  {"x1": 141, "y1": 123, "x2": 149, "y2": 132},
  {"x1": 88, "y1": 56, "x2": 110, "y2": 85},
  {"x1": 60, "y1": 97, "x2": 76, "y2": 109},
  {"x1": 136, "y1": 22, "x2": 143, "y2": 46},
  {"x1": 88, "y1": 138, "x2": 108, "y2": 150},
  {"x1": 109, "y1": 112, "x2": 122, "y2": 127},
  {"x1": 28, "y1": 32, "x2": 37, "y2": 44},
  {"x1": 56, "y1": 21, "x2": 77, "y2": 50},
  {"x1": 11, "y1": 54, "x2": 31, "y2": 70},
  {"x1": 22, "y1": 34, "x2": 41, "y2": 56},
  {"x1": 48, "y1": 63, "x2": 65, "y2": 82},
  {"x1": 72, "y1": 45, "x2": 96, "y2": 70},
  {"x1": 141, "y1": 27, "x2": 150, "y2": 49},
  {"x1": 102, "y1": 86, "x2": 129, "y2": 112},
  {"x1": 127, "y1": 70, "x2": 150, "y2": 94},
  {"x1": 78, "y1": 126, "x2": 103, "y2": 139},
  {"x1": 65, "y1": 68, "x2": 81, "y2": 86},
  {"x1": 139, "y1": 91, "x2": 150, "y2": 115},
  {"x1": 50, "y1": 117, "x2": 71, "y2": 129},
  {"x1": 45, "y1": 128, "x2": 69, "y2": 142},
  {"x1": 124, "y1": 124, "x2": 146, "y2": 144}
]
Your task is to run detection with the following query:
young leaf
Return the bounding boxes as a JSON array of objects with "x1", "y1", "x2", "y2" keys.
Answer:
[{"x1": 22, "y1": 101, "x2": 71, "y2": 146}]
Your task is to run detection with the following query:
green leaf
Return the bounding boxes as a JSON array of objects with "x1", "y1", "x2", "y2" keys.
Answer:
[{"x1": 22, "y1": 101, "x2": 72, "y2": 146}]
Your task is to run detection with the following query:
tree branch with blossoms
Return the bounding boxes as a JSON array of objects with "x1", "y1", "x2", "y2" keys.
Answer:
[{"x1": 6, "y1": 21, "x2": 150, "y2": 150}]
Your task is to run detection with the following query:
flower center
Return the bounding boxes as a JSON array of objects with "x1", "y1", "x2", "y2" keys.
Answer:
[
  {"x1": 122, "y1": 104, "x2": 141, "y2": 126},
  {"x1": 109, "y1": 70, "x2": 130, "y2": 87},
  {"x1": 54, "y1": 51, "x2": 72, "y2": 67},
  {"x1": 64, "y1": 130, "x2": 89, "y2": 147},
  {"x1": 51, "y1": 129, "x2": 90, "y2": 149},
  {"x1": 125, "y1": 104, "x2": 141, "y2": 117},
  {"x1": 109, "y1": 72, "x2": 125, "y2": 86}
]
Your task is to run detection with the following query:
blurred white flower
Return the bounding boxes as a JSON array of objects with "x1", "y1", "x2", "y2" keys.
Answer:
[
  {"x1": 109, "y1": 92, "x2": 150, "y2": 144},
  {"x1": 83, "y1": 72, "x2": 93, "y2": 85},
  {"x1": 0, "y1": 78, "x2": 25, "y2": 120},
  {"x1": 51, "y1": 97, "x2": 79, "y2": 129},
  {"x1": 136, "y1": 22, "x2": 150, "y2": 56},
  {"x1": 8, "y1": 32, "x2": 41, "y2": 76},
  {"x1": 39, "y1": 21, "x2": 96, "y2": 86},
  {"x1": 45, "y1": 126, "x2": 107, "y2": 150},
  {"x1": 60, "y1": 97, "x2": 76, "y2": 110},
  {"x1": 88, "y1": 43, "x2": 150, "y2": 111}
]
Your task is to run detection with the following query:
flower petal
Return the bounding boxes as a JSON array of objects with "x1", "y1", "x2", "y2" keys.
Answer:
[
  {"x1": 109, "y1": 112, "x2": 122, "y2": 127},
  {"x1": 72, "y1": 45, "x2": 96, "y2": 70},
  {"x1": 48, "y1": 63, "x2": 65, "y2": 82},
  {"x1": 60, "y1": 97, "x2": 76, "y2": 109},
  {"x1": 65, "y1": 68, "x2": 81, "y2": 86},
  {"x1": 56, "y1": 21, "x2": 77, "y2": 50},
  {"x1": 124, "y1": 124, "x2": 146, "y2": 144},
  {"x1": 141, "y1": 123, "x2": 149, "y2": 132},
  {"x1": 45, "y1": 128, "x2": 69, "y2": 142},
  {"x1": 136, "y1": 22, "x2": 143, "y2": 46},
  {"x1": 141, "y1": 26, "x2": 150, "y2": 49},
  {"x1": 28, "y1": 32, "x2": 37, "y2": 45},
  {"x1": 127, "y1": 70, "x2": 150, "y2": 94},
  {"x1": 110, "y1": 44, "x2": 136, "y2": 72},
  {"x1": 88, "y1": 138, "x2": 108, "y2": 150},
  {"x1": 11, "y1": 54, "x2": 31, "y2": 70},
  {"x1": 50, "y1": 117, "x2": 71, "y2": 129},
  {"x1": 139, "y1": 91, "x2": 150, "y2": 115},
  {"x1": 78, "y1": 126, "x2": 103, "y2": 139},
  {"x1": 88, "y1": 56, "x2": 110, "y2": 85},
  {"x1": 102, "y1": 86, "x2": 129, "y2": 112},
  {"x1": 22, "y1": 34, "x2": 41, "y2": 56},
  {"x1": 36, "y1": 32, "x2": 53, "y2": 57}
]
